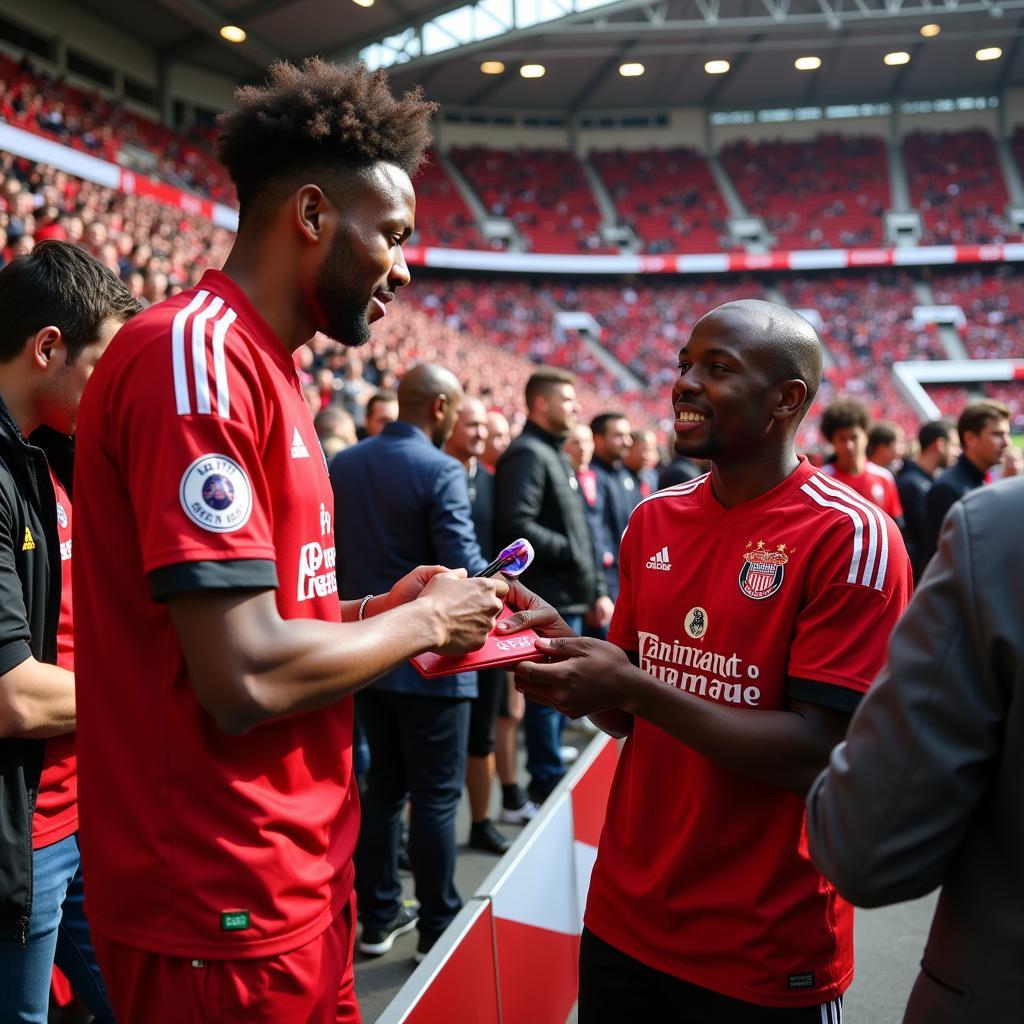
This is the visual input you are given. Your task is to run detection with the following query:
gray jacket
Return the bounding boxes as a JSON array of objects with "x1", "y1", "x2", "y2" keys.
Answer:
[{"x1": 806, "y1": 475, "x2": 1023, "y2": 1023}]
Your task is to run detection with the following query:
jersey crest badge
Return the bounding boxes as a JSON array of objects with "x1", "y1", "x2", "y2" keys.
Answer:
[
  {"x1": 739, "y1": 540, "x2": 791, "y2": 600},
  {"x1": 179, "y1": 454, "x2": 254, "y2": 533},
  {"x1": 56, "y1": 503, "x2": 68, "y2": 529},
  {"x1": 684, "y1": 607, "x2": 707, "y2": 639}
]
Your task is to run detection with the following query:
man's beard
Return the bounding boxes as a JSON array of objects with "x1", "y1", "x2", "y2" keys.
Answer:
[{"x1": 314, "y1": 233, "x2": 374, "y2": 348}]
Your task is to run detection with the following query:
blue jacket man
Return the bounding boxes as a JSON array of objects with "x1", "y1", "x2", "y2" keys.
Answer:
[{"x1": 330, "y1": 363, "x2": 486, "y2": 962}]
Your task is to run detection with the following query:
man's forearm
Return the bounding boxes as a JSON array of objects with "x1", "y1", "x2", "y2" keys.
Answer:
[
  {"x1": 624, "y1": 669, "x2": 846, "y2": 794},
  {"x1": 0, "y1": 658, "x2": 76, "y2": 738}
]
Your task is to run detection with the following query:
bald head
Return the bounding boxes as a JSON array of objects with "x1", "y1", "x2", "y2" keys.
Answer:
[
  {"x1": 398, "y1": 363, "x2": 464, "y2": 447},
  {"x1": 697, "y1": 300, "x2": 823, "y2": 415}
]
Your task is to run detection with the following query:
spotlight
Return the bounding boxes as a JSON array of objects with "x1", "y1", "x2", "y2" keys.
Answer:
[
  {"x1": 976, "y1": 47, "x2": 1003, "y2": 60},
  {"x1": 219, "y1": 25, "x2": 247, "y2": 43},
  {"x1": 520, "y1": 64, "x2": 546, "y2": 78},
  {"x1": 794, "y1": 56, "x2": 822, "y2": 71},
  {"x1": 704, "y1": 59, "x2": 730, "y2": 74},
  {"x1": 920, "y1": 23, "x2": 941, "y2": 37},
  {"x1": 481, "y1": 61, "x2": 505, "y2": 74},
  {"x1": 883, "y1": 51, "x2": 911, "y2": 66},
  {"x1": 619, "y1": 62, "x2": 645, "y2": 77}
]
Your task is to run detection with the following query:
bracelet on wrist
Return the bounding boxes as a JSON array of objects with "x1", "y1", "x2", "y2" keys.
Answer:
[{"x1": 358, "y1": 594, "x2": 375, "y2": 621}]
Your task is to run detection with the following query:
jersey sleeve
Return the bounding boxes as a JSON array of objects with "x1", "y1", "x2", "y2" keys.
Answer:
[
  {"x1": 607, "y1": 506, "x2": 639, "y2": 653},
  {"x1": 112, "y1": 333, "x2": 279, "y2": 600},
  {"x1": 787, "y1": 515, "x2": 911, "y2": 712}
]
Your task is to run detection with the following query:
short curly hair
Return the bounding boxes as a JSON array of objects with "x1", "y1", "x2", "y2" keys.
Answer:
[
  {"x1": 820, "y1": 398, "x2": 870, "y2": 442},
  {"x1": 218, "y1": 58, "x2": 436, "y2": 216}
]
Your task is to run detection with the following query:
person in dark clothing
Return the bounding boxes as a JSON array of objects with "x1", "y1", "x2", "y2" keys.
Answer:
[
  {"x1": 590, "y1": 412, "x2": 639, "y2": 604},
  {"x1": 624, "y1": 428, "x2": 661, "y2": 498},
  {"x1": 659, "y1": 453, "x2": 703, "y2": 489},
  {"x1": 0, "y1": 241, "x2": 140, "y2": 1023},
  {"x1": 922, "y1": 401, "x2": 1009, "y2": 567},
  {"x1": 495, "y1": 368, "x2": 611, "y2": 802},
  {"x1": 896, "y1": 419, "x2": 958, "y2": 581},
  {"x1": 445, "y1": 396, "x2": 512, "y2": 856},
  {"x1": 331, "y1": 363, "x2": 490, "y2": 963}
]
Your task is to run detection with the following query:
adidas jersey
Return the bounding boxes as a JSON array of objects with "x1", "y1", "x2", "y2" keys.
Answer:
[
  {"x1": 73, "y1": 270, "x2": 356, "y2": 959},
  {"x1": 821, "y1": 461, "x2": 903, "y2": 521},
  {"x1": 586, "y1": 458, "x2": 911, "y2": 1007}
]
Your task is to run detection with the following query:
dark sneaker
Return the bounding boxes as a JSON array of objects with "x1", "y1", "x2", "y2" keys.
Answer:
[
  {"x1": 359, "y1": 902, "x2": 419, "y2": 956},
  {"x1": 499, "y1": 799, "x2": 539, "y2": 825},
  {"x1": 413, "y1": 929, "x2": 443, "y2": 964},
  {"x1": 469, "y1": 819, "x2": 513, "y2": 855}
]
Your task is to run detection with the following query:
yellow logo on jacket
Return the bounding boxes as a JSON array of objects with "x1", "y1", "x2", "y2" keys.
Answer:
[{"x1": 22, "y1": 527, "x2": 35, "y2": 551}]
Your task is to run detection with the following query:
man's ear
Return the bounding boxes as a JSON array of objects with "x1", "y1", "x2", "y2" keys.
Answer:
[
  {"x1": 432, "y1": 394, "x2": 449, "y2": 422},
  {"x1": 30, "y1": 326, "x2": 63, "y2": 371},
  {"x1": 774, "y1": 379, "x2": 808, "y2": 421},
  {"x1": 294, "y1": 185, "x2": 329, "y2": 245}
]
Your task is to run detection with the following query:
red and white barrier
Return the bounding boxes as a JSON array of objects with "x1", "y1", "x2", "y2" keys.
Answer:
[
  {"x1": 377, "y1": 734, "x2": 619, "y2": 1024},
  {"x1": 3, "y1": 119, "x2": 1021, "y2": 277}
]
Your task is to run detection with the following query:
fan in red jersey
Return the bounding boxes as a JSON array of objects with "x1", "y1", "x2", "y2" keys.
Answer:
[
  {"x1": 504, "y1": 299, "x2": 912, "y2": 1023},
  {"x1": 819, "y1": 398, "x2": 905, "y2": 525},
  {"x1": 72, "y1": 60, "x2": 507, "y2": 1024}
]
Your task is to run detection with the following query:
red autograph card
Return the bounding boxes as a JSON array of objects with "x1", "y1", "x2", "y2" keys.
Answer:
[{"x1": 412, "y1": 605, "x2": 544, "y2": 678}]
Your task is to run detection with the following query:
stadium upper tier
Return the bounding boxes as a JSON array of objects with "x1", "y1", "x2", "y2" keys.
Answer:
[
  {"x1": 905, "y1": 130, "x2": 1016, "y2": 246},
  {"x1": 720, "y1": 135, "x2": 890, "y2": 250},
  {"x1": 589, "y1": 147, "x2": 733, "y2": 255}
]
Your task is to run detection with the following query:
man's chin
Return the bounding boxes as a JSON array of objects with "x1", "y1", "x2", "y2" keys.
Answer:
[
  {"x1": 321, "y1": 320, "x2": 372, "y2": 349},
  {"x1": 674, "y1": 437, "x2": 714, "y2": 459}
]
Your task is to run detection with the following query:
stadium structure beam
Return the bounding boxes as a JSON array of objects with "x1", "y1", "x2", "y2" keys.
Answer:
[
  {"x1": 154, "y1": 0, "x2": 281, "y2": 67},
  {"x1": 567, "y1": 41, "x2": 636, "y2": 110},
  {"x1": 358, "y1": 0, "x2": 1024, "y2": 74}
]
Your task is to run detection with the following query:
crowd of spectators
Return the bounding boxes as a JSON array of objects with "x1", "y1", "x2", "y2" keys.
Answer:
[
  {"x1": 720, "y1": 134, "x2": 889, "y2": 249},
  {"x1": 590, "y1": 146, "x2": 734, "y2": 254},
  {"x1": 904, "y1": 129, "x2": 1015, "y2": 246},
  {"x1": 0, "y1": 53, "x2": 231, "y2": 204},
  {"x1": 449, "y1": 146, "x2": 613, "y2": 254},
  {"x1": 931, "y1": 266, "x2": 1024, "y2": 359},
  {"x1": 410, "y1": 149, "x2": 490, "y2": 250}
]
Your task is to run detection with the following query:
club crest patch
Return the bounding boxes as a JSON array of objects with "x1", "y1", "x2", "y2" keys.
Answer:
[
  {"x1": 684, "y1": 606, "x2": 708, "y2": 639},
  {"x1": 179, "y1": 454, "x2": 253, "y2": 533},
  {"x1": 56, "y1": 503, "x2": 68, "y2": 529},
  {"x1": 739, "y1": 540, "x2": 791, "y2": 600}
]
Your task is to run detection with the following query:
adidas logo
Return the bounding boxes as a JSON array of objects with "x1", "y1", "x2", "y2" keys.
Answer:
[
  {"x1": 291, "y1": 427, "x2": 310, "y2": 460},
  {"x1": 646, "y1": 545, "x2": 671, "y2": 571}
]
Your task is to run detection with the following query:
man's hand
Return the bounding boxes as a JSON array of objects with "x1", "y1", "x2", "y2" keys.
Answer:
[
  {"x1": 498, "y1": 581, "x2": 576, "y2": 638},
  {"x1": 584, "y1": 595, "x2": 615, "y2": 629},
  {"x1": 513, "y1": 636, "x2": 633, "y2": 718},
  {"x1": 419, "y1": 571, "x2": 508, "y2": 656},
  {"x1": 385, "y1": 564, "x2": 451, "y2": 611}
]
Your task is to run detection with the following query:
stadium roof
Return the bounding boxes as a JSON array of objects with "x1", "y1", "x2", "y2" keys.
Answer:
[{"x1": 81, "y1": 0, "x2": 1024, "y2": 109}]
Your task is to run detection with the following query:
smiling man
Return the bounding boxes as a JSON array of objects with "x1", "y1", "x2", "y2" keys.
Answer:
[
  {"x1": 71, "y1": 61, "x2": 507, "y2": 1024},
  {"x1": 505, "y1": 300, "x2": 912, "y2": 1022}
]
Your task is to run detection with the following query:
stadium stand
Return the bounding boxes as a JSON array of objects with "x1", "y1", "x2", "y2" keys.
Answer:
[
  {"x1": 718, "y1": 134, "x2": 889, "y2": 249},
  {"x1": 448, "y1": 146, "x2": 614, "y2": 254},
  {"x1": 0, "y1": 53, "x2": 232, "y2": 204},
  {"x1": 904, "y1": 129, "x2": 1015, "y2": 245},
  {"x1": 931, "y1": 266, "x2": 1024, "y2": 359},
  {"x1": 411, "y1": 148, "x2": 490, "y2": 250},
  {"x1": 589, "y1": 146, "x2": 734, "y2": 254}
]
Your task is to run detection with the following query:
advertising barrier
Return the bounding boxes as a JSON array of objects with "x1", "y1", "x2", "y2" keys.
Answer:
[{"x1": 377, "y1": 734, "x2": 619, "y2": 1024}]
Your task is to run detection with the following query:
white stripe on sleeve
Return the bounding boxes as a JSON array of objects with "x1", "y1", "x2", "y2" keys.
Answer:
[
  {"x1": 210, "y1": 308, "x2": 237, "y2": 419},
  {"x1": 190, "y1": 296, "x2": 225, "y2": 415},
  {"x1": 171, "y1": 290, "x2": 211, "y2": 415}
]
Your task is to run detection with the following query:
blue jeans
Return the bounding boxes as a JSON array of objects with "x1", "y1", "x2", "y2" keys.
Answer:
[
  {"x1": 525, "y1": 613, "x2": 583, "y2": 796},
  {"x1": 0, "y1": 832, "x2": 114, "y2": 1023},
  {"x1": 355, "y1": 689, "x2": 470, "y2": 937}
]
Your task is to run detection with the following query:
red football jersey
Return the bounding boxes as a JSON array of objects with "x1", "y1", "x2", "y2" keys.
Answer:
[
  {"x1": 73, "y1": 270, "x2": 356, "y2": 959},
  {"x1": 32, "y1": 468, "x2": 77, "y2": 849},
  {"x1": 588, "y1": 459, "x2": 911, "y2": 1007},
  {"x1": 821, "y1": 461, "x2": 903, "y2": 520}
]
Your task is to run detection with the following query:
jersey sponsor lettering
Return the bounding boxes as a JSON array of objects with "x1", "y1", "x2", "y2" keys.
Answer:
[{"x1": 638, "y1": 630, "x2": 761, "y2": 705}]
